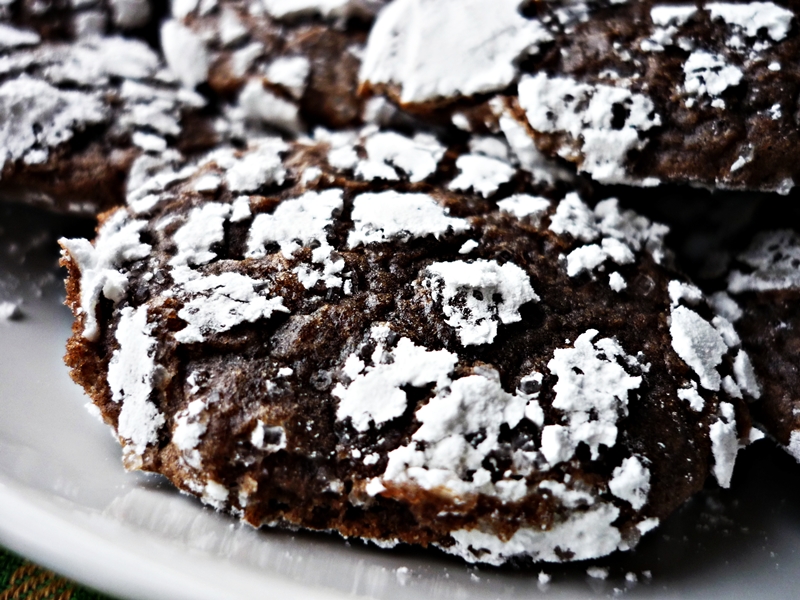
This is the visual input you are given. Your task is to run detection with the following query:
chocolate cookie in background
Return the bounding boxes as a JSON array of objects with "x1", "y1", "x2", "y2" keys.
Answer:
[
  {"x1": 358, "y1": 0, "x2": 800, "y2": 193},
  {"x1": 716, "y1": 199, "x2": 800, "y2": 464},
  {"x1": 0, "y1": 0, "x2": 167, "y2": 42},
  {"x1": 608, "y1": 181, "x2": 800, "y2": 467},
  {"x1": 59, "y1": 126, "x2": 759, "y2": 566},
  {"x1": 0, "y1": 24, "x2": 222, "y2": 214},
  {"x1": 162, "y1": 0, "x2": 388, "y2": 135}
]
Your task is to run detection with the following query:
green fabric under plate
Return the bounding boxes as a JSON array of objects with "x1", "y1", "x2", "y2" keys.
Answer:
[{"x1": 0, "y1": 546, "x2": 114, "y2": 600}]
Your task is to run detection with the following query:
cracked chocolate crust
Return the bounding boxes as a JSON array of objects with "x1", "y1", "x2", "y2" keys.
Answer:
[{"x1": 60, "y1": 130, "x2": 754, "y2": 565}]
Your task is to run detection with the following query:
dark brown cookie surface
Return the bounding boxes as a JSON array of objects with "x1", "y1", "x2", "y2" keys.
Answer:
[{"x1": 59, "y1": 128, "x2": 757, "y2": 565}]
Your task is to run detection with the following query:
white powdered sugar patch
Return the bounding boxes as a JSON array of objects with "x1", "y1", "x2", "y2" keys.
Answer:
[
  {"x1": 160, "y1": 19, "x2": 209, "y2": 88},
  {"x1": 360, "y1": 0, "x2": 552, "y2": 103},
  {"x1": 496, "y1": 194, "x2": 551, "y2": 222},
  {"x1": 333, "y1": 330, "x2": 457, "y2": 432},
  {"x1": 247, "y1": 189, "x2": 343, "y2": 258},
  {"x1": 377, "y1": 368, "x2": 528, "y2": 500},
  {"x1": 678, "y1": 381, "x2": 705, "y2": 412},
  {"x1": 0, "y1": 24, "x2": 41, "y2": 50},
  {"x1": 518, "y1": 73, "x2": 661, "y2": 184},
  {"x1": 668, "y1": 280, "x2": 703, "y2": 307},
  {"x1": 348, "y1": 191, "x2": 469, "y2": 247},
  {"x1": 708, "y1": 291, "x2": 743, "y2": 322},
  {"x1": 608, "y1": 455, "x2": 650, "y2": 510},
  {"x1": 643, "y1": 5, "x2": 698, "y2": 51},
  {"x1": 733, "y1": 350, "x2": 761, "y2": 399},
  {"x1": 202, "y1": 480, "x2": 229, "y2": 509},
  {"x1": 260, "y1": 0, "x2": 378, "y2": 19},
  {"x1": 170, "y1": 203, "x2": 232, "y2": 267},
  {"x1": 237, "y1": 79, "x2": 303, "y2": 133},
  {"x1": 214, "y1": 138, "x2": 288, "y2": 193},
  {"x1": 550, "y1": 193, "x2": 668, "y2": 278},
  {"x1": 444, "y1": 503, "x2": 622, "y2": 565},
  {"x1": 537, "y1": 480, "x2": 594, "y2": 508},
  {"x1": 709, "y1": 401, "x2": 740, "y2": 488},
  {"x1": 425, "y1": 259, "x2": 538, "y2": 346},
  {"x1": 172, "y1": 267, "x2": 289, "y2": 344},
  {"x1": 728, "y1": 230, "x2": 800, "y2": 292},
  {"x1": 0, "y1": 77, "x2": 107, "y2": 169},
  {"x1": 608, "y1": 272, "x2": 627, "y2": 292},
  {"x1": 265, "y1": 56, "x2": 310, "y2": 99},
  {"x1": 540, "y1": 330, "x2": 642, "y2": 465},
  {"x1": 669, "y1": 305, "x2": 728, "y2": 391},
  {"x1": 548, "y1": 193, "x2": 597, "y2": 242},
  {"x1": 449, "y1": 154, "x2": 516, "y2": 197},
  {"x1": 683, "y1": 50, "x2": 743, "y2": 105},
  {"x1": 107, "y1": 305, "x2": 166, "y2": 457},
  {"x1": 706, "y1": 2, "x2": 794, "y2": 41},
  {"x1": 173, "y1": 398, "x2": 209, "y2": 468},
  {"x1": 355, "y1": 130, "x2": 446, "y2": 183},
  {"x1": 60, "y1": 211, "x2": 152, "y2": 341}
]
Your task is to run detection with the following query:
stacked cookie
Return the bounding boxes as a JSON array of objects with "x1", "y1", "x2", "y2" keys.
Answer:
[{"x1": 8, "y1": 0, "x2": 794, "y2": 565}]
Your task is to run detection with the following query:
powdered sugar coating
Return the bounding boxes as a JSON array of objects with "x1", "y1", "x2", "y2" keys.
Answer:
[
  {"x1": 425, "y1": 259, "x2": 538, "y2": 346},
  {"x1": 518, "y1": 73, "x2": 660, "y2": 184},
  {"x1": 170, "y1": 203, "x2": 232, "y2": 267},
  {"x1": 356, "y1": 130, "x2": 446, "y2": 183},
  {"x1": 160, "y1": 19, "x2": 209, "y2": 89},
  {"x1": 445, "y1": 504, "x2": 622, "y2": 566},
  {"x1": 379, "y1": 369, "x2": 528, "y2": 499},
  {"x1": 541, "y1": 330, "x2": 642, "y2": 464},
  {"x1": 608, "y1": 456, "x2": 651, "y2": 510},
  {"x1": 348, "y1": 191, "x2": 469, "y2": 247},
  {"x1": 550, "y1": 193, "x2": 668, "y2": 280},
  {"x1": 708, "y1": 401, "x2": 740, "y2": 487},
  {"x1": 670, "y1": 305, "x2": 728, "y2": 391},
  {"x1": 449, "y1": 154, "x2": 517, "y2": 197},
  {"x1": 172, "y1": 268, "x2": 289, "y2": 344},
  {"x1": 334, "y1": 331, "x2": 457, "y2": 432},
  {"x1": 0, "y1": 77, "x2": 106, "y2": 168},
  {"x1": 247, "y1": 189, "x2": 343, "y2": 258},
  {"x1": 706, "y1": 2, "x2": 794, "y2": 41},
  {"x1": 107, "y1": 305, "x2": 166, "y2": 458},
  {"x1": 59, "y1": 211, "x2": 152, "y2": 341},
  {"x1": 728, "y1": 230, "x2": 800, "y2": 292},
  {"x1": 360, "y1": 0, "x2": 552, "y2": 104}
]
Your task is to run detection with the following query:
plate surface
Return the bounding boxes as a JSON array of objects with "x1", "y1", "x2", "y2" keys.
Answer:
[{"x1": 1, "y1": 202, "x2": 800, "y2": 600}]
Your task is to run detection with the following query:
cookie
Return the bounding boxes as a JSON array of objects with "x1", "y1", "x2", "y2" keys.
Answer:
[
  {"x1": 725, "y1": 226, "x2": 800, "y2": 460},
  {"x1": 162, "y1": 0, "x2": 385, "y2": 134},
  {"x1": 0, "y1": 28, "x2": 219, "y2": 213},
  {"x1": 510, "y1": 0, "x2": 800, "y2": 191},
  {"x1": 0, "y1": 0, "x2": 160, "y2": 41},
  {"x1": 360, "y1": 0, "x2": 800, "y2": 192},
  {"x1": 59, "y1": 128, "x2": 758, "y2": 566}
]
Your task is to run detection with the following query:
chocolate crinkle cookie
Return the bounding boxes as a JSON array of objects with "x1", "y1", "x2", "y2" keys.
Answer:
[
  {"x1": 0, "y1": 26, "x2": 220, "y2": 213},
  {"x1": 0, "y1": 0, "x2": 159, "y2": 41},
  {"x1": 724, "y1": 226, "x2": 800, "y2": 461},
  {"x1": 359, "y1": 0, "x2": 800, "y2": 192},
  {"x1": 162, "y1": 0, "x2": 387, "y2": 134},
  {"x1": 59, "y1": 127, "x2": 760, "y2": 565}
]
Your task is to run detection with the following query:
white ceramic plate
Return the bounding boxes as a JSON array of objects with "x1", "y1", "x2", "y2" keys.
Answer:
[{"x1": 1, "y1": 202, "x2": 800, "y2": 600}]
